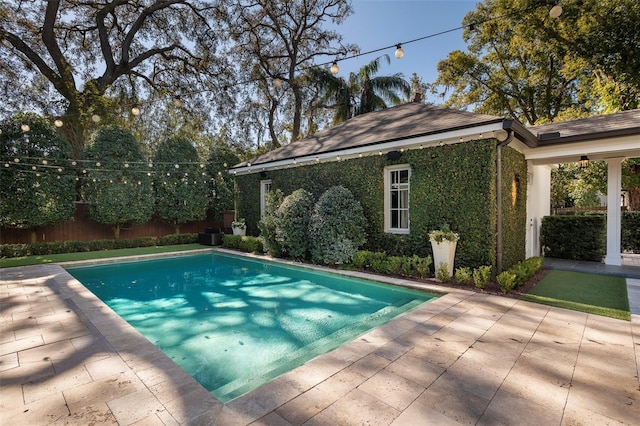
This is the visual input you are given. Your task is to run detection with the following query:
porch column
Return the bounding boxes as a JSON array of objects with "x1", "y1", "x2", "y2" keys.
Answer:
[
  {"x1": 526, "y1": 164, "x2": 551, "y2": 258},
  {"x1": 604, "y1": 158, "x2": 623, "y2": 265}
]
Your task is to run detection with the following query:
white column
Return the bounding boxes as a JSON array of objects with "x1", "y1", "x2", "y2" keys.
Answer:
[
  {"x1": 525, "y1": 164, "x2": 551, "y2": 258},
  {"x1": 604, "y1": 158, "x2": 623, "y2": 265}
]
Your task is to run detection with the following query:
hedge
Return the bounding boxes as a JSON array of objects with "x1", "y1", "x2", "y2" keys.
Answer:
[
  {"x1": 541, "y1": 215, "x2": 605, "y2": 261},
  {"x1": 0, "y1": 233, "x2": 198, "y2": 258},
  {"x1": 541, "y1": 212, "x2": 640, "y2": 260}
]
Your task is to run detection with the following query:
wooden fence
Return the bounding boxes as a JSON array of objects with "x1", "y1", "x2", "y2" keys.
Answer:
[{"x1": 0, "y1": 204, "x2": 235, "y2": 244}]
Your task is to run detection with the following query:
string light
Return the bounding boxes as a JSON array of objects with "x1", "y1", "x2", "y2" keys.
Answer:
[
  {"x1": 394, "y1": 44, "x2": 404, "y2": 59},
  {"x1": 549, "y1": 1, "x2": 563, "y2": 18},
  {"x1": 21, "y1": 123, "x2": 30, "y2": 132},
  {"x1": 330, "y1": 61, "x2": 339, "y2": 75},
  {"x1": 131, "y1": 105, "x2": 141, "y2": 116},
  {"x1": 91, "y1": 114, "x2": 101, "y2": 123},
  {"x1": 54, "y1": 118, "x2": 63, "y2": 128}
]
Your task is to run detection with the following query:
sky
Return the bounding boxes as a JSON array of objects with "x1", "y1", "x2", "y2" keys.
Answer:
[{"x1": 327, "y1": 0, "x2": 479, "y2": 102}]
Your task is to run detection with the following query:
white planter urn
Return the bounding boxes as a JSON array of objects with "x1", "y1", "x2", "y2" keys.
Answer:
[
  {"x1": 232, "y1": 227, "x2": 246, "y2": 236},
  {"x1": 430, "y1": 238, "x2": 457, "y2": 278}
]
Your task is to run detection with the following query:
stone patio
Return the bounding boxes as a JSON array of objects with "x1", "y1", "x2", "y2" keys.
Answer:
[{"x1": 1, "y1": 254, "x2": 639, "y2": 425}]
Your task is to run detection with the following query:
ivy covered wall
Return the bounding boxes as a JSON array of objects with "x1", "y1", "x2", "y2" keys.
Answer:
[{"x1": 235, "y1": 139, "x2": 527, "y2": 270}]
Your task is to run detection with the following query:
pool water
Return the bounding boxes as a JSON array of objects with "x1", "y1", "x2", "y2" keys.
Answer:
[{"x1": 66, "y1": 252, "x2": 437, "y2": 402}]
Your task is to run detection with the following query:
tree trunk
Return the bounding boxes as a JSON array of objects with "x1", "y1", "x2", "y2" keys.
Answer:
[
  {"x1": 113, "y1": 225, "x2": 121, "y2": 240},
  {"x1": 628, "y1": 187, "x2": 640, "y2": 211},
  {"x1": 30, "y1": 229, "x2": 37, "y2": 244},
  {"x1": 174, "y1": 225, "x2": 181, "y2": 234}
]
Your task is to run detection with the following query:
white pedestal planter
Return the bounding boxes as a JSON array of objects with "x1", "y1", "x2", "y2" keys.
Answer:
[
  {"x1": 430, "y1": 239, "x2": 457, "y2": 277},
  {"x1": 232, "y1": 227, "x2": 246, "y2": 236}
]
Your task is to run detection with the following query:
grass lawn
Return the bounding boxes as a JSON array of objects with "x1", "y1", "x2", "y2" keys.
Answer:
[
  {"x1": 0, "y1": 243, "x2": 208, "y2": 268},
  {"x1": 522, "y1": 270, "x2": 630, "y2": 321}
]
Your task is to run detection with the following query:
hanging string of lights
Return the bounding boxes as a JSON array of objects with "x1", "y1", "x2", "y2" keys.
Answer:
[{"x1": 5, "y1": 1, "x2": 562, "y2": 128}]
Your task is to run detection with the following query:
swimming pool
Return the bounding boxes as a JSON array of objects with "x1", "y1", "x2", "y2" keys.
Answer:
[{"x1": 66, "y1": 252, "x2": 437, "y2": 402}]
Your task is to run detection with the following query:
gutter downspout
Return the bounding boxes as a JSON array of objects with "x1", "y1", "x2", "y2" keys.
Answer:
[{"x1": 496, "y1": 129, "x2": 514, "y2": 274}]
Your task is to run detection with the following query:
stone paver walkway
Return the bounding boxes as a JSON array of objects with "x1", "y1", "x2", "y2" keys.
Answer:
[{"x1": 1, "y1": 257, "x2": 639, "y2": 425}]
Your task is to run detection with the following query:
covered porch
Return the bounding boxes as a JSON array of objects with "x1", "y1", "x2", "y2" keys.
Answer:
[{"x1": 516, "y1": 111, "x2": 640, "y2": 265}]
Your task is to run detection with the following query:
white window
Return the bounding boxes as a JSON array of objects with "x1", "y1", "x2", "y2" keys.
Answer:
[
  {"x1": 384, "y1": 165, "x2": 410, "y2": 234},
  {"x1": 260, "y1": 179, "x2": 272, "y2": 217}
]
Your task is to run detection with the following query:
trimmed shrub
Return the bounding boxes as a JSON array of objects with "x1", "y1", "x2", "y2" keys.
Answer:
[
  {"x1": 497, "y1": 271, "x2": 517, "y2": 293},
  {"x1": 309, "y1": 186, "x2": 367, "y2": 265},
  {"x1": 541, "y1": 215, "x2": 605, "y2": 261},
  {"x1": 412, "y1": 255, "x2": 432, "y2": 279},
  {"x1": 622, "y1": 212, "x2": 640, "y2": 253},
  {"x1": 473, "y1": 265, "x2": 492, "y2": 289},
  {"x1": 454, "y1": 267, "x2": 472, "y2": 286},
  {"x1": 275, "y1": 189, "x2": 315, "y2": 259},
  {"x1": 258, "y1": 189, "x2": 284, "y2": 257},
  {"x1": 222, "y1": 235, "x2": 264, "y2": 254},
  {"x1": 436, "y1": 262, "x2": 451, "y2": 282},
  {"x1": 158, "y1": 233, "x2": 198, "y2": 245}
]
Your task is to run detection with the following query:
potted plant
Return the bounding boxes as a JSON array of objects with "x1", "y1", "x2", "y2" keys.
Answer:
[
  {"x1": 231, "y1": 218, "x2": 247, "y2": 236},
  {"x1": 429, "y1": 223, "x2": 459, "y2": 279}
]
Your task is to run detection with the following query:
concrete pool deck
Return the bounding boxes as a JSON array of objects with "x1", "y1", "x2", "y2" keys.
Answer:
[{"x1": 1, "y1": 255, "x2": 639, "y2": 425}]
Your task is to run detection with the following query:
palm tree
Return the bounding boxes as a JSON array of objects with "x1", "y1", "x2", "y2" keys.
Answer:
[{"x1": 310, "y1": 55, "x2": 411, "y2": 125}]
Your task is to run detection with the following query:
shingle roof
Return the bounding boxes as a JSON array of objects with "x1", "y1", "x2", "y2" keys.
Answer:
[
  {"x1": 530, "y1": 109, "x2": 640, "y2": 144},
  {"x1": 233, "y1": 102, "x2": 504, "y2": 168}
]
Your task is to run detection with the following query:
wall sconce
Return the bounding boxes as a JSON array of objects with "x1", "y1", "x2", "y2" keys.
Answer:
[
  {"x1": 579, "y1": 155, "x2": 589, "y2": 169},
  {"x1": 386, "y1": 150, "x2": 402, "y2": 160}
]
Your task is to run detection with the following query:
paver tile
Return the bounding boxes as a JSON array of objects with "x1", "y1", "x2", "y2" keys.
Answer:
[
  {"x1": 63, "y1": 372, "x2": 140, "y2": 413},
  {"x1": 479, "y1": 388, "x2": 563, "y2": 426},
  {"x1": 390, "y1": 399, "x2": 462, "y2": 426},
  {"x1": 276, "y1": 387, "x2": 335, "y2": 425},
  {"x1": 358, "y1": 368, "x2": 424, "y2": 411},
  {"x1": 310, "y1": 388, "x2": 400, "y2": 426},
  {"x1": 386, "y1": 351, "x2": 445, "y2": 387},
  {"x1": 417, "y1": 374, "x2": 490, "y2": 425},
  {"x1": 107, "y1": 388, "x2": 165, "y2": 426}
]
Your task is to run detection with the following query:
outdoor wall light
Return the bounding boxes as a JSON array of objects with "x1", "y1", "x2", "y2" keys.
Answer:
[
  {"x1": 394, "y1": 44, "x2": 405, "y2": 59},
  {"x1": 549, "y1": 1, "x2": 562, "y2": 18},
  {"x1": 386, "y1": 150, "x2": 402, "y2": 160},
  {"x1": 579, "y1": 155, "x2": 589, "y2": 169},
  {"x1": 330, "y1": 61, "x2": 339, "y2": 75}
]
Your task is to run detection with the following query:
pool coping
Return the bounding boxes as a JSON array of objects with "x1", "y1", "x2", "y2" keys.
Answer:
[
  {"x1": 5, "y1": 249, "x2": 638, "y2": 424},
  {"x1": 4, "y1": 248, "x2": 465, "y2": 424}
]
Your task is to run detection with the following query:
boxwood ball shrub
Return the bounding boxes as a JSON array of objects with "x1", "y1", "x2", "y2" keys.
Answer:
[
  {"x1": 275, "y1": 189, "x2": 315, "y2": 259},
  {"x1": 309, "y1": 186, "x2": 367, "y2": 265}
]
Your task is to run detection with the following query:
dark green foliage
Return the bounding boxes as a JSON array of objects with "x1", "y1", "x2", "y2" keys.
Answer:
[
  {"x1": 0, "y1": 113, "x2": 76, "y2": 237},
  {"x1": 206, "y1": 137, "x2": 240, "y2": 219},
  {"x1": 622, "y1": 212, "x2": 640, "y2": 253},
  {"x1": 0, "y1": 234, "x2": 198, "y2": 258},
  {"x1": 275, "y1": 189, "x2": 315, "y2": 259},
  {"x1": 258, "y1": 189, "x2": 284, "y2": 256},
  {"x1": 158, "y1": 233, "x2": 198, "y2": 245},
  {"x1": 221, "y1": 234, "x2": 264, "y2": 254},
  {"x1": 308, "y1": 186, "x2": 367, "y2": 265},
  {"x1": 83, "y1": 126, "x2": 154, "y2": 239},
  {"x1": 541, "y1": 215, "x2": 605, "y2": 261},
  {"x1": 236, "y1": 140, "x2": 527, "y2": 270},
  {"x1": 500, "y1": 146, "x2": 528, "y2": 270},
  {"x1": 153, "y1": 136, "x2": 209, "y2": 232}
]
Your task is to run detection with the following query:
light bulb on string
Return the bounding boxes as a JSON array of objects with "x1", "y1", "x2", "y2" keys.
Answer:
[
  {"x1": 91, "y1": 114, "x2": 101, "y2": 123},
  {"x1": 274, "y1": 77, "x2": 282, "y2": 88},
  {"x1": 330, "y1": 61, "x2": 339, "y2": 75},
  {"x1": 21, "y1": 123, "x2": 30, "y2": 132},
  {"x1": 54, "y1": 118, "x2": 63, "y2": 128},
  {"x1": 173, "y1": 96, "x2": 183, "y2": 108},
  {"x1": 549, "y1": 1, "x2": 562, "y2": 18},
  {"x1": 131, "y1": 105, "x2": 141, "y2": 116},
  {"x1": 394, "y1": 44, "x2": 405, "y2": 59}
]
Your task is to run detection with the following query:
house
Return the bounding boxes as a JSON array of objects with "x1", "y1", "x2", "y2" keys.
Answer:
[{"x1": 230, "y1": 102, "x2": 640, "y2": 271}]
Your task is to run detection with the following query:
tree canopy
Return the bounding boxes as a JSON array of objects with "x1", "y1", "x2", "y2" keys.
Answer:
[
  {"x1": 153, "y1": 136, "x2": 209, "y2": 233},
  {"x1": 312, "y1": 55, "x2": 411, "y2": 125},
  {"x1": 1, "y1": 0, "x2": 232, "y2": 157},
  {"x1": 0, "y1": 113, "x2": 76, "y2": 242},
  {"x1": 434, "y1": 0, "x2": 640, "y2": 124},
  {"x1": 83, "y1": 125, "x2": 154, "y2": 239}
]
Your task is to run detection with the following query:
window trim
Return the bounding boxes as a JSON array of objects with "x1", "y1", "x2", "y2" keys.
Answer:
[
  {"x1": 384, "y1": 164, "x2": 411, "y2": 234},
  {"x1": 260, "y1": 179, "x2": 272, "y2": 217}
]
